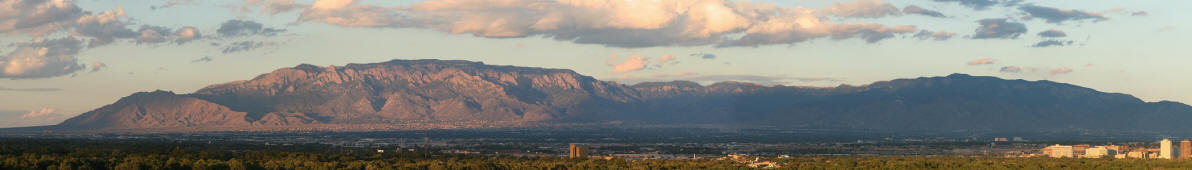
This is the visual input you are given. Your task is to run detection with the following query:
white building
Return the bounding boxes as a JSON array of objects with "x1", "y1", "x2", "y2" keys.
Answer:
[
  {"x1": 1084, "y1": 146, "x2": 1116, "y2": 158},
  {"x1": 1161, "y1": 139, "x2": 1175, "y2": 159},
  {"x1": 1045, "y1": 144, "x2": 1074, "y2": 158}
]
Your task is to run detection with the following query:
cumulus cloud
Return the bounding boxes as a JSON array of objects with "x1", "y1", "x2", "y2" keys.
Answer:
[
  {"x1": 822, "y1": 0, "x2": 902, "y2": 18},
  {"x1": 1049, "y1": 67, "x2": 1073, "y2": 75},
  {"x1": 913, "y1": 30, "x2": 955, "y2": 40},
  {"x1": 611, "y1": 56, "x2": 648, "y2": 73},
  {"x1": 221, "y1": 41, "x2": 266, "y2": 53},
  {"x1": 1019, "y1": 5, "x2": 1106, "y2": 24},
  {"x1": 931, "y1": 0, "x2": 1020, "y2": 10},
  {"x1": 999, "y1": 66, "x2": 1021, "y2": 73},
  {"x1": 216, "y1": 20, "x2": 285, "y2": 37},
  {"x1": 690, "y1": 53, "x2": 717, "y2": 59},
  {"x1": 902, "y1": 5, "x2": 945, "y2": 18},
  {"x1": 174, "y1": 26, "x2": 202, "y2": 44},
  {"x1": 0, "y1": 0, "x2": 87, "y2": 36},
  {"x1": 135, "y1": 26, "x2": 171, "y2": 44},
  {"x1": 19, "y1": 108, "x2": 55, "y2": 119},
  {"x1": 1037, "y1": 29, "x2": 1066, "y2": 38},
  {"x1": 151, "y1": 0, "x2": 197, "y2": 10},
  {"x1": 973, "y1": 18, "x2": 1027, "y2": 39},
  {"x1": 295, "y1": 0, "x2": 918, "y2": 48},
  {"x1": 966, "y1": 58, "x2": 996, "y2": 65},
  {"x1": 89, "y1": 62, "x2": 106, "y2": 73},
  {"x1": 0, "y1": 37, "x2": 86, "y2": 79}
]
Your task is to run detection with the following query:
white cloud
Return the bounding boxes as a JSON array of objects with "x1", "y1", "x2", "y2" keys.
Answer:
[{"x1": 822, "y1": 0, "x2": 902, "y2": 18}]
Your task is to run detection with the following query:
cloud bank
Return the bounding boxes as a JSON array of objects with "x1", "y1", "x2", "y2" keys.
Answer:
[{"x1": 295, "y1": 0, "x2": 918, "y2": 48}]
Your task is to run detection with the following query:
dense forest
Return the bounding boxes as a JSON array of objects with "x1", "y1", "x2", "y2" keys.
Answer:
[{"x1": 3, "y1": 138, "x2": 1192, "y2": 169}]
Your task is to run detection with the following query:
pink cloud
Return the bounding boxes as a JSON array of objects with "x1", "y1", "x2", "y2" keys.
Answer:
[
  {"x1": 20, "y1": 108, "x2": 55, "y2": 119},
  {"x1": 967, "y1": 58, "x2": 996, "y2": 65},
  {"x1": 612, "y1": 56, "x2": 648, "y2": 73},
  {"x1": 1049, "y1": 67, "x2": 1074, "y2": 75}
]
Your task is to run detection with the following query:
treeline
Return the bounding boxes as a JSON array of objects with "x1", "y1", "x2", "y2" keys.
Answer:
[{"x1": 4, "y1": 138, "x2": 1192, "y2": 169}]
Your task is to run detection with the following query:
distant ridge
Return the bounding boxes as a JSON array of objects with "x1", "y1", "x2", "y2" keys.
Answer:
[{"x1": 37, "y1": 59, "x2": 1192, "y2": 132}]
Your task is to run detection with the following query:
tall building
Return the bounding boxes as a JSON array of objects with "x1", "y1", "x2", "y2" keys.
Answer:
[
  {"x1": 1161, "y1": 138, "x2": 1174, "y2": 159},
  {"x1": 1182, "y1": 139, "x2": 1191, "y2": 159},
  {"x1": 1044, "y1": 144, "x2": 1074, "y2": 158},
  {"x1": 569, "y1": 144, "x2": 590, "y2": 158}
]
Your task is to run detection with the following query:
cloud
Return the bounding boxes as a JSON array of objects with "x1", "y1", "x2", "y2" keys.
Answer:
[
  {"x1": 1049, "y1": 66, "x2": 1073, "y2": 75},
  {"x1": 690, "y1": 53, "x2": 717, "y2": 59},
  {"x1": 0, "y1": 87, "x2": 61, "y2": 92},
  {"x1": 999, "y1": 66, "x2": 1021, "y2": 73},
  {"x1": 151, "y1": 0, "x2": 197, "y2": 10},
  {"x1": 913, "y1": 30, "x2": 955, "y2": 40},
  {"x1": 295, "y1": 0, "x2": 918, "y2": 48},
  {"x1": 1019, "y1": 5, "x2": 1106, "y2": 24},
  {"x1": 216, "y1": 20, "x2": 285, "y2": 37},
  {"x1": 19, "y1": 108, "x2": 55, "y2": 119},
  {"x1": 221, "y1": 41, "x2": 266, "y2": 53},
  {"x1": 902, "y1": 5, "x2": 945, "y2": 18},
  {"x1": 243, "y1": 0, "x2": 306, "y2": 15},
  {"x1": 973, "y1": 18, "x2": 1027, "y2": 39},
  {"x1": 0, "y1": 37, "x2": 86, "y2": 79},
  {"x1": 931, "y1": 0, "x2": 1020, "y2": 10},
  {"x1": 135, "y1": 25, "x2": 172, "y2": 44},
  {"x1": 175, "y1": 26, "x2": 202, "y2": 44},
  {"x1": 966, "y1": 58, "x2": 996, "y2": 65},
  {"x1": 1131, "y1": 11, "x2": 1148, "y2": 16},
  {"x1": 1037, "y1": 29, "x2": 1066, "y2": 38},
  {"x1": 89, "y1": 62, "x2": 106, "y2": 73},
  {"x1": 1158, "y1": 26, "x2": 1176, "y2": 32},
  {"x1": 192, "y1": 56, "x2": 213, "y2": 63},
  {"x1": 618, "y1": 73, "x2": 841, "y2": 85},
  {"x1": 0, "y1": 0, "x2": 87, "y2": 36},
  {"x1": 822, "y1": 0, "x2": 902, "y2": 18},
  {"x1": 1032, "y1": 40, "x2": 1072, "y2": 48},
  {"x1": 611, "y1": 55, "x2": 648, "y2": 73},
  {"x1": 654, "y1": 54, "x2": 677, "y2": 67}
]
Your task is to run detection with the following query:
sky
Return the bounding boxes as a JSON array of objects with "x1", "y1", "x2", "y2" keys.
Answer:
[{"x1": 0, "y1": 0, "x2": 1187, "y2": 127}]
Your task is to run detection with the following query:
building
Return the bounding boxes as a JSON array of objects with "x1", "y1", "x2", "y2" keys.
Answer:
[
  {"x1": 1044, "y1": 144, "x2": 1074, "y2": 158},
  {"x1": 1083, "y1": 146, "x2": 1116, "y2": 158},
  {"x1": 569, "y1": 144, "x2": 590, "y2": 158},
  {"x1": 1073, "y1": 144, "x2": 1090, "y2": 156},
  {"x1": 1127, "y1": 151, "x2": 1148, "y2": 159},
  {"x1": 1182, "y1": 139, "x2": 1191, "y2": 159},
  {"x1": 1161, "y1": 139, "x2": 1175, "y2": 159},
  {"x1": 993, "y1": 137, "x2": 1008, "y2": 142}
]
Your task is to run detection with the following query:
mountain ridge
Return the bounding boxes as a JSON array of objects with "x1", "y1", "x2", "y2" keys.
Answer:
[{"x1": 39, "y1": 59, "x2": 1192, "y2": 132}]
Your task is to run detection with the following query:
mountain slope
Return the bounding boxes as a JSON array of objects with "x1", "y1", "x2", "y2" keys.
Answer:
[{"x1": 49, "y1": 59, "x2": 1192, "y2": 132}]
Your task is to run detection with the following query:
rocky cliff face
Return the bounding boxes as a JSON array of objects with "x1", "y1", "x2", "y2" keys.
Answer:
[{"x1": 52, "y1": 59, "x2": 1192, "y2": 132}]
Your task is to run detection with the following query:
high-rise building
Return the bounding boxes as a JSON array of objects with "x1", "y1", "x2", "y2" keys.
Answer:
[
  {"x1": 569, "y1": 144, "x2": 590, "y2": 158},
  {"x1": 1181, "y1": 139, "x2": 1191, "y2": 159},
  {"x1": 1161, "y1": 139, "x2": 1174, "y2": 159}
]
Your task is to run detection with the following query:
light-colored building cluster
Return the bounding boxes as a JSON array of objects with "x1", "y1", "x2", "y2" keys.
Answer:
[{"x1": 1043, "y1": 138, "x2": 1192, "y2": 159}]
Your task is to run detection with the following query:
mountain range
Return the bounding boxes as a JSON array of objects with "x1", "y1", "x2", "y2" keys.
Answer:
[{"x1": 41, "y1": 59, "x2": 1192, "y2": 132}]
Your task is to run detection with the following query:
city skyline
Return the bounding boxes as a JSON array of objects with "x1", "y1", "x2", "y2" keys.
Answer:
[{"x1": 1, "y1": 0, "x2": 1189, "y2": 127}]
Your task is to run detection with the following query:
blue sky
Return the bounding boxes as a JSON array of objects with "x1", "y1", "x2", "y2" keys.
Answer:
[{"x1": 0, "y1": 0, "x2": 1187, "y2": 127}]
